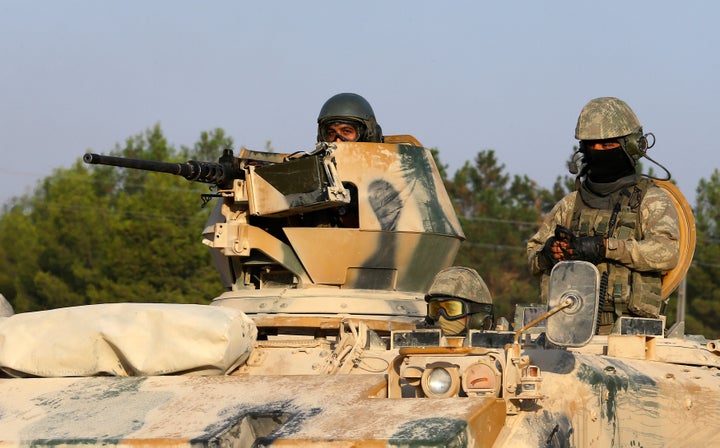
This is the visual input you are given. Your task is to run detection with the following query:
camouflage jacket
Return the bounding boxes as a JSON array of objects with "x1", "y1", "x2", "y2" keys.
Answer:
[{"x1": 527, "y1": 184, "x2": 680, "y2": 277}]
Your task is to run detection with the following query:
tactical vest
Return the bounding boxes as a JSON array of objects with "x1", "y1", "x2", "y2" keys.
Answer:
[{"x1": 569, "y1": 178, "x2": 663, "y2": 327}]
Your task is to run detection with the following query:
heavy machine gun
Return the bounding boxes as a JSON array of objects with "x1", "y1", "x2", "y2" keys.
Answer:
[
  {"x1": 83, "y1": 148, "x2": 242, "y2": 189},
  {"x1": 83, "y1": 145, "x2": 352, "y2": 214}
]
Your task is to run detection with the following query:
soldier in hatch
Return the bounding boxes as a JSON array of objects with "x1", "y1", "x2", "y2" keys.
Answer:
[
  {"x1": 317, "y1": 93, "x2": 384, "y2": 143},
  {"x1": 424, "y1": 267, "x2": 494, "y2": 336},
  {"x1": 306, "y1": 92, "x2": 385, "y2": 228},
  {"x1": 526, "y1": 97, "x2": 680, "y2": 334}
]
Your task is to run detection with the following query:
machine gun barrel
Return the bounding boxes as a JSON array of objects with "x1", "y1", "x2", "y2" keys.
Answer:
[{"x1": 83, "y1": 150, "x2": 240, "y2": 188}]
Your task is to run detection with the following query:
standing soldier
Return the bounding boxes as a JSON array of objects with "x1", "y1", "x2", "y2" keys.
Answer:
[{"x1": 527, "y1": 97, "x2": 680, "y2": 334}]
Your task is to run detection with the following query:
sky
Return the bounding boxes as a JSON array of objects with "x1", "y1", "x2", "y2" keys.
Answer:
[{"x1": 1, "y1": 1, "x2": 718, "y2": 207}]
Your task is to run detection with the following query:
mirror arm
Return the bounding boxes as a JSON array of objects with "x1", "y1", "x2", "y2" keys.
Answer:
[{"x1": 512, "y1": 296, "x2": 575, "y2": 347}]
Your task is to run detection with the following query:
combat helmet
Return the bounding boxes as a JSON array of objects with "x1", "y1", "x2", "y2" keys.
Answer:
[
  {"x1": 317, "y1": 93, "x2": 383, "y2": 143},
  {"x1": 575, "y1": 97, "x2": 648, "y2": 162},
  {"x1": 426, "y1": 267, "x2": 494, "y2": 332}
]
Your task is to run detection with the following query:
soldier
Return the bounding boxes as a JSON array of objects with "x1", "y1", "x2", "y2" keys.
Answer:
[
  {"x1": 526, "y1": 97, "x2": 680, "y2": 334},
  {"x1": 317, "y1": 93, "x2": 384, "y2": 143},
  {"x1": 424, "y1": 267, "x2": 494, "y2": 336},
  {"x1": 306, "y1": 92, "x2": 384, "y2": 228}
]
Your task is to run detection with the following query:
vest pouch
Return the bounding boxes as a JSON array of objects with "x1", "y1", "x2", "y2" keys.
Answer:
[
  {"x1": 614, "y1": 211, "x2": 638, "y2": 240},
  {"x1": 627, "y1": 271, "x2": 663, "y2": 318}
]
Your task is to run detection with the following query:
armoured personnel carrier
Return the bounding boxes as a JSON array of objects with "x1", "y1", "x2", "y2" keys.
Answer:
[{"x1": 0, "y1": 137, "x2": 717, "y2": 447}]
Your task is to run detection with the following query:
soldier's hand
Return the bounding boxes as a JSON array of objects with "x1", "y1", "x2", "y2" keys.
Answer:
[
  {"x1": 541, "y1": 236, "x2": 570, "y2": 266},
  {"x1": 567, "y1": 236, "x2": 606, "y2": 265}
]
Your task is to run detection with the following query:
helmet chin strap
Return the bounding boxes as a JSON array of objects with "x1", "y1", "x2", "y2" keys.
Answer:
[{"x1": 620, "y1": 144, "x2": 639, "y2": 170}]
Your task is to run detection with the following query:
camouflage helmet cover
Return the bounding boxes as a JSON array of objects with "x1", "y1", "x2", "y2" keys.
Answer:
[
  {"x1": 317, "y1": 93, "x2": 383, "y2": 143},
  {"x1": 427, "y1": 266, "x2": 492, "y2": 305},
  {"x1": 575, "y1": 97, "x2": 642, "y2": 141}
]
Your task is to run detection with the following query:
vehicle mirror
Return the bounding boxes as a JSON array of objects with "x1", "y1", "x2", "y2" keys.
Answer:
[{"x1": 546, "y1": 261, "x2": 600, "y2": 347}]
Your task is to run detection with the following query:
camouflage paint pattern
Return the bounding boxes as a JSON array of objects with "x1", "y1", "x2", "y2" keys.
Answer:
[
  {"x1": 0, "y1": 375, "x2": 506, "y2": 446},
  {"x1": 204, "y1": 141, "x2": 464, "y2": 300},
  {"x1": 575, "y1": 97, "x2": 642, "y2": 140}
]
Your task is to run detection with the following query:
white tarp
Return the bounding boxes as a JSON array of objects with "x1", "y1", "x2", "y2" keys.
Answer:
[
  {"x1": 0, "y1": 294, "x2": 13, "y2": 317},
  {"x1": 0, "y1": 302, "x2": 257, "y2": 377}
]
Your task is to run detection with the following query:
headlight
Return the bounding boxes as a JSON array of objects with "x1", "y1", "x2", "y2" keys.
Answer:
[
  {"x1": 421, "y1": 362, "x2": 460, "y2": 398},
  {"x1": 427, "y1": 368, "x2": 452, "y2": 395}
]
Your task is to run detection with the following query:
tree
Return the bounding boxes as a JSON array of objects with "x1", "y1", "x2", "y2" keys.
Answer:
[
  {"x1": 685, "y1": 169, "x2": 720, "y2": 338},
  {"x1": 0, "y1": 125, "x2": 231, "y2": 312},
  {"x1": 0, "y1": 197, "x2": 42, "y2": 311},
  {"x1": 180, "y1": 128, "x2": 234, "y2": 161}
]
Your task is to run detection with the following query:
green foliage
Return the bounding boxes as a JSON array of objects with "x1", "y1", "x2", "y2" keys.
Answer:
[
  {"x1": 0, "y1": 124, "x2": 230, "y2": 312},
  {"x1": 684, "y1": 169, "x2": 720, "y2": 339},
  {"x1": 180, "y1": 128, "x2": 234, "y2": 160}
]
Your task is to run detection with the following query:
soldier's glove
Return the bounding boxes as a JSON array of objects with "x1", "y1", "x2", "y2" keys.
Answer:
[
  {"x1": 540, "y1": 225, "x2": 574, "y2": 267},
  {"x1": 568, "y1": 236, "x2": 606, "y2": 265}
]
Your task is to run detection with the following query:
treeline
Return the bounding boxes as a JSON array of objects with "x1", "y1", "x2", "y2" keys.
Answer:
[{"x1": 1, "y1": 125, "x2": 718, "y2": 339}]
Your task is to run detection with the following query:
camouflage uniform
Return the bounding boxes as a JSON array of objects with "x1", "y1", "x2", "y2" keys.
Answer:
[
  {"x1": 527, "y1": 97, "x2": 680, "y2": 333},
  {"x1": 527, "y1": 181, "x2": 680, "y2": 331}
]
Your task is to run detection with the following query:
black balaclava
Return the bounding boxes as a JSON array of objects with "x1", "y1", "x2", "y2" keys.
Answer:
[{"x1": 585, "y1": 146, "x2": 636, "y2": 183}]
